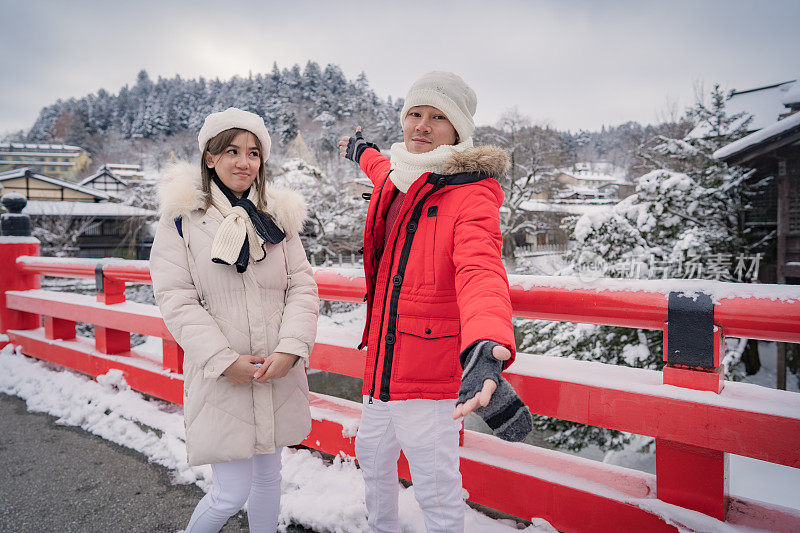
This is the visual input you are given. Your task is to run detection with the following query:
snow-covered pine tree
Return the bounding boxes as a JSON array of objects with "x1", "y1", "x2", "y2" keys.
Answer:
[
  {"x1": 516, "y1": 84, "x2": 755, "y2": 452},
  {"x1": 272, "y1": 158, "x2": 364, "y2": 257}
]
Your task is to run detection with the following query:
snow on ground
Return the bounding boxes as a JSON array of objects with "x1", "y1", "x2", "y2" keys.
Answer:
[
  {"x1": 0, "y1": 345, "x2": 549, "y2": 532},
  {"x1": 745, "y1": 341, "x2": 800, "y2": 393},
  {"x1": 316, "y1": 305, "x2": 366, "y2": 349},
  {"x1": 511, "y1": 252, "x2": 568, "y2": 276}
]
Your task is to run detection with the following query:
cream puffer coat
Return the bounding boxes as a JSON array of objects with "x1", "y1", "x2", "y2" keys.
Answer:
[{"x1": 150, "y1": 160, "x2": 319, "y2": 467}]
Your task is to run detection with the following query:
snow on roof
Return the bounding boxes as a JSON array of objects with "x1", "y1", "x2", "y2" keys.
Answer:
[
  {"x1": 105, "y1": 164, "x2": 141, "y2": 170},
  {"x1": 0, "y1": 152, "x2": 81, "y2": 159},
  {"x1": 780, "y1": 80, "x2": 800, "y2": 106},
  {"x1": 713, "y1": 111, "x2": 800, "y2": 162},
  {"x1": 688, "y1": 80, "x2": 797, "y2": 138},
  {"x1": 572, "y1": 172, "x2": 618, "y2": 182},
  {"x1": 22, "y1": 200, "x2": 155, "y2": 217},
  {"x1": 727, "y1": 81, "x2": 796, "y2": 130},
  {"x1": 0, "y1": 142, "x2": 84, "y2": 151},
  {"x1": 518, "y1": 200, "x2": 613, "y2": 216},
  {"x1": 0, "y1": 168, "x2": 110, "y2": 200},
  {"x1": 79, "y1": 166, "x2": 129, "y2": 187},
  {"x1": 558, "y1": 185, "x2": 610, "y2": 197},
  {"x1": 109, "y1": 170, "x2": 142, "y2": 178},
  {"x1": 0, "y1": 167, "x2": 32, "y2": 179}
]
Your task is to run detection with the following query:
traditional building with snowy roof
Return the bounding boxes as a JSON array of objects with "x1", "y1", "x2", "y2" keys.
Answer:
[
  {"x1": 79, "y1": 165, "x2": 130, "y2": 195},
  {"x1": 552, "y1": 162, "x2": 634, "y2": 200},
  {"x1": 0, "y1": 142, "x2": 92, "y2": 180},
  {"x1": 689, "y1": 78, "x2": 800, "y2": 139},
  {"x1": 0, "y1": 168, "x2": 154, "y2": 259},
  {"x1": 714, "y1": 110, "x2": 800, "y2": 286},
  {"x1": 103, "y1": 163, "x2": 144, "y2": 180},
  {"x1": 0, "y1": 167, "x2": 110, "y2": 202}
]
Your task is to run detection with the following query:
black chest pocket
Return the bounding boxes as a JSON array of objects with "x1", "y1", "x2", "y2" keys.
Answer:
[{"x1": 422, "y1": 206, "x2": 438, "y2": 285}]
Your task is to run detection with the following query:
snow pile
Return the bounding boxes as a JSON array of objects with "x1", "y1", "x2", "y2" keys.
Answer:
[
  {"x1": 0, "y1": 346, "x2": 547, "y2": 532},
  {"x1": 0, "y1": 236, "x2": 39, "y2": 244},
  {"x1": 1, "y1": 191, "x2": 27, "y2": 202},
  {"x1": 0, "y1": 345, "x2": 203, "y2": 483}
]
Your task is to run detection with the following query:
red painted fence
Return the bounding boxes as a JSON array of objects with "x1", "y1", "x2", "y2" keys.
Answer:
[{"x1": 1, "y1": 239, "x2": 799, "y2": 532}]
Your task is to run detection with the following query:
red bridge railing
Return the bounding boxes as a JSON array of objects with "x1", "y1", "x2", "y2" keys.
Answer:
[{"x1": 1, "y1": 239, "x2": 799, "y2": 532}]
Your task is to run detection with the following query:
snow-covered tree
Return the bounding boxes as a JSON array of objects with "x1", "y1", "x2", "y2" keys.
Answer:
[
  {"x1": 476, "y1": 108, "x2": 571, "y2": 262},
  {"x1": 516, "y1": 84, "x2": 755, "y2": 452},
  {"x1": 31, "y1": 212, "x2": 100, "y2": 257},
  {"x1": 25, "y1": 63, "x2": 401, "y2": 155},
  {"x1": 272, "y1": 158, "x2": 364, "y2": 257}
]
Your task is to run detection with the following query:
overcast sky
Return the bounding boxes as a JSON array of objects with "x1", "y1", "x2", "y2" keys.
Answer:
[{"x1": 2, "y1": 0, "x2": 798, "y2": 136}]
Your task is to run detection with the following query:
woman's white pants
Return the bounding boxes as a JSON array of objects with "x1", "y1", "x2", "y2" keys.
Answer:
[
  {"x1": 186, "y1": 449, "x2": 282, "y2": 533},
  {"x1": 355, "y1": 397, "x2": 464, "y2": 533}
]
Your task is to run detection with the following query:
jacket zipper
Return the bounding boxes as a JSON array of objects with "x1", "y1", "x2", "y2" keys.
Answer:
[
  {"x1": 377, "y1": 178, "x2": 446, "y2": 402},
  {"x1": 368, "y1": 174, "x2": 426, "y2": 403},
  {"x1": 366, "y1": 172, "x2": 392, "y2": 403}
]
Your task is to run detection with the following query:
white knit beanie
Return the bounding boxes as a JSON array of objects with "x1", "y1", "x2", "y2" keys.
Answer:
[
  {"x1": 399, "y1": 71, "x2": 477, "y2": 143},
  {"x1": 198, "y1": 107, "x2": 271, "y2": 162}
]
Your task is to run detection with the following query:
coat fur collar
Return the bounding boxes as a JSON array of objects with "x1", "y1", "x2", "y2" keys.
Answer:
[
  {"x1": 157, "y1": 160, "x2": 307, "y2": 235},
  {"x1": 441, "y1": 145, "x2": 510, "y2": 179}
]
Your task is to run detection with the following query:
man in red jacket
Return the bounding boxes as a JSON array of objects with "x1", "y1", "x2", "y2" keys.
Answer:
[{"x1": 339, "y1": 71, "x2": 531, "y2": 532}]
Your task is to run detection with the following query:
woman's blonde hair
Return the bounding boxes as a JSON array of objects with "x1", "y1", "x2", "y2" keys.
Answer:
[{"x1": 200, "y1": 128, "x2": 267, "y2": 210}]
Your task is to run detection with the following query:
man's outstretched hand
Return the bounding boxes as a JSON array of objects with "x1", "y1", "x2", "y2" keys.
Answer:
[
  {"x1": 338, "y1": 126, "x2": 362, "y2": 158},
  {"x1": 452, "y1": 344, "x2": 511, "y2": 419},
  {"x1": 339, "y1": 126, "x2": 379, "y2": 163}
]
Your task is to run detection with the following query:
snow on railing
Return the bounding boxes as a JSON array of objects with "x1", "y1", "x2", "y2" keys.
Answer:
[{"x1": 1, "y1": 244, "x2": 799, "y2": 532}]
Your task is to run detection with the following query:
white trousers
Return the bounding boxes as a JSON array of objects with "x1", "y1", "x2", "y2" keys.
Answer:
[
  {"x1": 355, "y1": 397, "x2": 464, "y2": 533},
  {"x1": 186, "y1": 449, "x2": 282, "y2": 533}
]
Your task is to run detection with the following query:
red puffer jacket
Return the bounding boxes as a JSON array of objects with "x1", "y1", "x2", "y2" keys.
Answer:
[{"x1": 357, "y1": 145, "x2": 516, "y2": 402}]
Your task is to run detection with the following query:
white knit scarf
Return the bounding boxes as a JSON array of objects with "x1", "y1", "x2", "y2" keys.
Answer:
[
  {"x1": 209, "y1": 181, "x2": 266, "y2": 265},
  {"x1": 388, "y1": 138, "x2": 474, "y2": 193}
]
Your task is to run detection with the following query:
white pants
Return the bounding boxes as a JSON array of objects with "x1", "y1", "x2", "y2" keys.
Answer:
[
  {"x1": 186, "y1": 449, "x2": 282, "y2": 533},
  {"x1": 355, "y1": 396, "x2": 464, "y2": 533}
]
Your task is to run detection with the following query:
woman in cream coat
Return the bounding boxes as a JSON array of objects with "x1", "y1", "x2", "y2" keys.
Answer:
[{"x1": 150, "y1": 108, "x2": 318, "y2": 532}]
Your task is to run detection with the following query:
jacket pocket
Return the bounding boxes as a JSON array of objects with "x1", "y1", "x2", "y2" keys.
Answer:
[{"x1": 393, "y1": 315, "x2": 460, "y2": 383}]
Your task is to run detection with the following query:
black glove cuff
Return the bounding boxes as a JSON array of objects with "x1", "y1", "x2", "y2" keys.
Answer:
[
  {"x1": 355, "y1": 140, "x2": 379, "y2": 162},
  {"x1": 345, "y1": 130, "x2": 379, "y2": 164}
]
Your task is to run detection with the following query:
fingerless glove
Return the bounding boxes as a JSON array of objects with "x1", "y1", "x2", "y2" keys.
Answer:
[
  {"x1": 345, "y1": 130, "x2": 380, "y2": 163},
  {"x1": 458, "y1": 340, "x2": 532, "y2": 442}
]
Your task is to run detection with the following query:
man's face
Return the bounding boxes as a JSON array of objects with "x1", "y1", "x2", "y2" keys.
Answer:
[{"x1": 402, "y1": 105, "x2": 458, "y2": 154}]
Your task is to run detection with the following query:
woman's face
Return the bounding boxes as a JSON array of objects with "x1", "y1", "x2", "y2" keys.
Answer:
[{"x1": 204, "y1": 131, "x2": 261, "y2": 195}]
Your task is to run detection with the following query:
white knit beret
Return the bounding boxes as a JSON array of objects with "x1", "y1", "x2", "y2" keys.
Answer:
[
  {"x1": 400, "y1": 71, "x2": 477, "y2": 143},
  {"x1": 197, "y1": 107, "x2": 271, "y2": 162}
]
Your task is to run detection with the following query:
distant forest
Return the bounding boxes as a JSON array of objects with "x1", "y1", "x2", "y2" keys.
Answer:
[{"x1": 16, "y1": 62, "x2": 691, "y2": 177}]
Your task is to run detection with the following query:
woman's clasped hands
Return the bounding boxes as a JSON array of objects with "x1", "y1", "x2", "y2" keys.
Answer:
[{"x1": 222, "y1": 353, "x2": 299, "y2": 385}]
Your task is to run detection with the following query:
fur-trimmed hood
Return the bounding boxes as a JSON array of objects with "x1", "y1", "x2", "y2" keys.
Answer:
[
  {"x1": 441, "y1": 144, "x2": 510, "y2": 179},
  {"x1": 157, "y1": 160, "x2": 307, "y2": 236}
]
